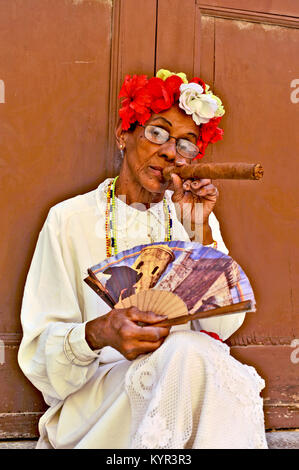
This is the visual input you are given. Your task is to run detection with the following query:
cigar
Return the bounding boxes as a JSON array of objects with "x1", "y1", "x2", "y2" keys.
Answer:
[{"x1": 163, "y1": 163, "x2": 264, "y2": 180}]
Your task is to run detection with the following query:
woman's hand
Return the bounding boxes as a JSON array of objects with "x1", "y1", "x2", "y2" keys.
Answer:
[
  {"x1": 170, "y1": 172, "x2": 218, "y2": 243},
  {"x1": 85, "y1": 307, "x2": 171, "y2": 361}
]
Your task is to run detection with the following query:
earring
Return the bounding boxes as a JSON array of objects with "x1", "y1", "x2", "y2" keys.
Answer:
[{"x1": 120, "y1": 144, "x2": 125, "y2": 158}]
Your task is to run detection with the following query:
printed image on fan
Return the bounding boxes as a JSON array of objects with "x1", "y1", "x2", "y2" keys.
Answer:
[{"x1": 86, "y1": 241, "x2": 256, "y2": 317}]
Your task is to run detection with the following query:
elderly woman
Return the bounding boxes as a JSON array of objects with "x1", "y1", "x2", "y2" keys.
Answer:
[{"x1": 18, "y1": 70, "x2": 268, "y2": 449}]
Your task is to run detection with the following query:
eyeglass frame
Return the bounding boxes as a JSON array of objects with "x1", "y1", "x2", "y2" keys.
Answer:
[{"x1": 138, "y1": 124, "x2": 200, "y2": 160}]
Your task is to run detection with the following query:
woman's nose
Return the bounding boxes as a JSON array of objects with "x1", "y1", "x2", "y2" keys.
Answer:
[{"x1": 158, "y1": 139, "x2": 177, "y2": 161}]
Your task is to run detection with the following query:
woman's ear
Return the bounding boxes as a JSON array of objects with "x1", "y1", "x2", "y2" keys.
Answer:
[{"x1": 115, "y1": 119, "x2": 126, "y2": 150}]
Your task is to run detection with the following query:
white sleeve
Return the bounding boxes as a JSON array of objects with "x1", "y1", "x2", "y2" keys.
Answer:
[
  {"x1": 208, "y1": 212, "x2": 229, "y2": 255},
  {"x1": 192, "y1": 212, "x2": 246, "y2": 341},
  {"x1": 17, "y1": 209, "x2": 103, "y2": 405}
]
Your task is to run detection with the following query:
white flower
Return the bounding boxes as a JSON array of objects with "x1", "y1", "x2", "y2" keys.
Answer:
[
  {"x1": 180, "y1": 82, "x2": 204, "y2": 94},
  {"x1": 179, "y1": 82, "x2": 218, "y2": 125},
  {"x1": 207, "y1": 92, "x2": 225, "y2": 117}
]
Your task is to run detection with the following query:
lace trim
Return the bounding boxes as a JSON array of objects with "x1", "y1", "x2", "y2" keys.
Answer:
[{"x1": 125, "y1": 331, "x2": 267, "y2": 449}]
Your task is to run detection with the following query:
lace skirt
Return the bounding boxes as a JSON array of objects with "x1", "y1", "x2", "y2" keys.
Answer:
[{"x1": 40, "y1": 330, "x2": 268, "y2": 449}]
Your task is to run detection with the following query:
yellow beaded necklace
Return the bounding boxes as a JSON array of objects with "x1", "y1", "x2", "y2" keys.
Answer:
[{"x1": 105, "y1": 176, "x2": 172, "y2": 258}]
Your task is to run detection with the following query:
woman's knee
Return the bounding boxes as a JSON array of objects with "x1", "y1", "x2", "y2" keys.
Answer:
[
  {"x1": 164, "y1": 330, "x2": 205, "y2": 349},
  {"x1": 159, "y1": 330, "x2": 208, "y2": 360}
]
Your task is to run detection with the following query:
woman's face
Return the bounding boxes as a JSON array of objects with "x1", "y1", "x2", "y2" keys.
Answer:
[{"x1": 119, "y1": 104, "x2": 200, "y2": 195}]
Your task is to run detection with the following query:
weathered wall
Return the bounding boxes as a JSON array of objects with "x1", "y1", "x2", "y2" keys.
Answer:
[
  {"x1": 197, "y1": 1, "x2": 299, "y2": 427},
  {"x1": 0, "y1": 0, "x2": 113, "y2": 437}
]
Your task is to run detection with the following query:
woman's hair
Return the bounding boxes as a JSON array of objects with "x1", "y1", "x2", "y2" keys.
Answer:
[{"x1": 128, "y1": 122, "x2": 138, "y2": 132}]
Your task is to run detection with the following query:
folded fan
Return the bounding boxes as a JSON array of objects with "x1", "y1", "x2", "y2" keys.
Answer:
[{"x1": 84, "y1": 241, "x2": 256, "y2": 326}]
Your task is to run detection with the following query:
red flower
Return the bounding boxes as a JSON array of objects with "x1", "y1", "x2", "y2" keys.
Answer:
[
  {"x1": 193, "y1": 117, "x2": 224, "y2": 160},
  {"x1": 190, "y1": 77, "x2": 206, "y2": 92},
  {"x1": 118, "y1": 74, "x2": 148, "y2": 100},
  {"x1": 146, "y1": 77, "x2": 174, "y2": 114},
  {"x1": 164, "y1": 75, "x2": 183, "y2": 101},
  {"x1": 119, "y1": 103, "x2": 136, "y2": 130},
  {"x1": 193, "y1": 141, "x2": 207, "y2": 160},
  {"x1": 201, "y1": 117, "x2": 224, "y2": 144},
  {"x1": 118, "y1": 74, "x2": 152, "y2": 129}
]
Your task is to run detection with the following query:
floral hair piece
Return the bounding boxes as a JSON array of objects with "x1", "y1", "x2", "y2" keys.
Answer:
[{"x1": 118, "y1": 69, "x2": 225, "y2": 159}]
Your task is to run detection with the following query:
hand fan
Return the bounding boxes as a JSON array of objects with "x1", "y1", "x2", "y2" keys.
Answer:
[{"x1": 84, "y1": 241, "x2": 256, "y2": 327}]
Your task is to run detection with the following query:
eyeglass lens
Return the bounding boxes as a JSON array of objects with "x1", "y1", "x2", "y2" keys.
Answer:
[{"x1": 144, "y1": 125, "x2": 198, "y2": 159}]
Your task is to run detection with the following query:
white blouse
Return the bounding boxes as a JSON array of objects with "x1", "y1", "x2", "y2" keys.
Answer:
[{"x1": 18, "y1": 178, "x2": 245, "y2": 407}]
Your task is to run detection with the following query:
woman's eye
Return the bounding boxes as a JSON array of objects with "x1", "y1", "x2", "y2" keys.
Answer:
[
  {"x1": 178, "y1": 140, "x2": 190, "y2": 150},
  {"x1": 177, "y1": 139, "x2": 198, "y2": 158},
  {"x1": 146, "y1": 126, "x2": 168, "y2": 142},
  {"x1": 151, "y1": 128, "x2": 164, "y2": 137}
]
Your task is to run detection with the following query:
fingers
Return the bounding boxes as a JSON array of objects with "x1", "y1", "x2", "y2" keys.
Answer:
[
  {"x1": 170, "y1": 174, "x2": 218, "y2": 204},
  {"x1": 118, "y1": 308, "x2": 171, "y2": 360},
  {"x1": 187, "y1": 179, "x2": 218, "y2": 199},
  {"x1": 124, "y1": 307, "x2": 170, "y2": 341},
  {"x1": 127, "y1": 307, "x2": 167, "y2": 325},
  {"x1": 182, "y1": 179, "x2": 192, "y2": 191},
  {"x1": 182, "y1": 178, "x2": 211, "y2": 191},
  {"x1": 190, "y1": 178, "x2": 211, "y2": 190},
  {"x1": 176, "y1": 177, "x2": 218, "y2": 198},
  {"x1": 132, "y1": 324, "x2": 170, "y2": 342},
  {"x1": 170, "y1": 173, "x2": 185, "y2": 202},
  {"x1": 195, "y1": 183, "x2": 218, "y2": 198},
  {"x1": 104, "y1": 307, "x2": 171, "y2": 360}
]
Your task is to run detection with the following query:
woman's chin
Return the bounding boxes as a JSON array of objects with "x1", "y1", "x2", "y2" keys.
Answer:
[
  {"x1": 141, "y1": 169, "x2": 169, "y2": 193},
  {"x1": 143, "y1": 177, "x2": 167, "y2": 194}
]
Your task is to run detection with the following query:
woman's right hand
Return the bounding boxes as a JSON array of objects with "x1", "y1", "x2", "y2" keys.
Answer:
[{"x1": 85, "y1": 306, "x2": 171, "y2": 361}]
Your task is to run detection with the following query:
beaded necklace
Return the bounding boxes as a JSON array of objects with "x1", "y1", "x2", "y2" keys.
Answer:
[{"x1": 105, "y1": 176, "x2": 172, "y2": 257}]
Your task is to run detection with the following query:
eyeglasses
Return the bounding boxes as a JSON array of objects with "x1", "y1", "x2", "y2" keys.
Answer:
[{"x1": 139, "y1": 125, "x2": 199, "y2": 160}]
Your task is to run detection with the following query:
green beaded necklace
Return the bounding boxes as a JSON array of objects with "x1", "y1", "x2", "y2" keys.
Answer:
[{"x1": 105, "y1": 176, "x2": 172, "y2": 258}]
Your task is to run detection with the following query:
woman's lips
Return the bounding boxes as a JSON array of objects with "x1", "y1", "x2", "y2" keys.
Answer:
[{"x1": 149, "y1": 166, "x2": 164, "y2": 178}]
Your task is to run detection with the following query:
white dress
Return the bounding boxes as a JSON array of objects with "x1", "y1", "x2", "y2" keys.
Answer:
[{"x1": 18, "y1": 178, "x2": 268, "y2": 449}]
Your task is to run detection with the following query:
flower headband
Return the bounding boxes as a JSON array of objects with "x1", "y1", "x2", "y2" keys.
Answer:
[{"x1": 118, "y1": 69, "x2": 225, "y2": 159}]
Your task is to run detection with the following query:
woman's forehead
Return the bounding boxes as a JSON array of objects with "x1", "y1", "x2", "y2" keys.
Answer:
[{"x1": 148, "y1": 105, "x2": 200, "y2": 135}]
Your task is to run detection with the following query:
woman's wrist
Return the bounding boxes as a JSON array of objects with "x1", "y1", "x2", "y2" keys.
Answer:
[
  {"x1": 85, "y1": 315, "x2": 109, "y2": 351},
  {"x1": 190, "y1": 222, "x2": 213, "y2": 245},
  {"x1": 64, "y1": 323, "x2": 102, "y2": 364},
  {"x1": 202, "y1": 222, "x2": 213, "y2": 245}
]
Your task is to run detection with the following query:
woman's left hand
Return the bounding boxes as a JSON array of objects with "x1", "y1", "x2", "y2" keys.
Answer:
[{"x1": 170, "y1": 173, "x2": 218, "y2": 239}]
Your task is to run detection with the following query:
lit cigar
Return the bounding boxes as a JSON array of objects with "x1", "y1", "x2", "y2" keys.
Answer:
[{"x1": 163, "y1": 163, "x2": 264, "y2": 180}]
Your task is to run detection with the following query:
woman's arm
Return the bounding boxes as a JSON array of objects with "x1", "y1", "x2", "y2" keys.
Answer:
[
  {"x1": 18, "y1": 208, "x2": 104, "y2": 405},
  {"x1": 18, "y1": 207, "x2": 171, "y2": 404}
]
